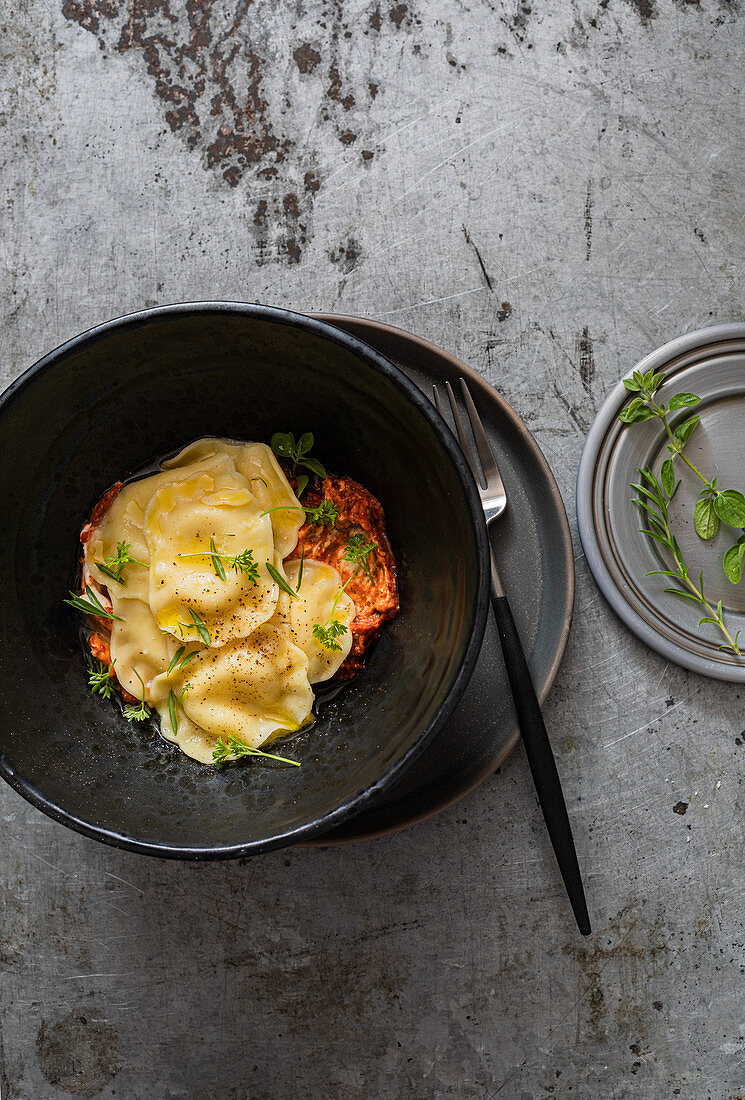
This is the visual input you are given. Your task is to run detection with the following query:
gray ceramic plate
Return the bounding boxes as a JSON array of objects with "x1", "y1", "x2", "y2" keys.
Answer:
[
  {"x1": 577, "y1": 323, "x2": 745, "y2": 684},
  {"x1": 309, "y1": 316, "x2": 575, "y2": 843}
]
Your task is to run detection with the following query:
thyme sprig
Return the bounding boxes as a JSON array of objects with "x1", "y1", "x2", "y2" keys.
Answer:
[
  {"x1": 212, "y1": 734, "x2": 301, "y2": 768},
  {"x1": 94, "y1": 540, "x2": 148, "y2": 586},
  {"x1": 87, "y1": 657, "x2": 117, "y2": 699},
  {"x1": 177, "y1": 540, "x2": 260, "y2": 584},
  {"x1": 632, "y1": 466, "x2": 741, "y2": 655},
  {"x1": 123, "y1": 669, "x2": 152, "y2": 722},
  {"x1": 620, "y1": 371, "x2": 745, "y2": 565},
  {"x1": 65, "y1": 585, "x2": 123, "y2": 622}
]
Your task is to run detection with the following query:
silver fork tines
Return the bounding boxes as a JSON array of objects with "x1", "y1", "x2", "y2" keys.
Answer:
[{"x1": 433, "y1": 379, "x2": 507, "y2": 525}]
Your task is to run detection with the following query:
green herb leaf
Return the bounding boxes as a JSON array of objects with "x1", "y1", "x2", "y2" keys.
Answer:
[
  {"x1": 94, "y1": 561, "x2": 128, "y2": 585},
  {"x1": 168, "y1": 687, "x2": 178, "y2": 733},
  {"x1": 305, "y1": 499, "x2": 338, "y2": 527},
  {"x1": 626, "y1": 467, "x2": 741, "y2": 655},
  {"x1": 64, "y1": 585, "x2": 124, "y2": 622},
  {"x1": 660, "y1": 458, "x2": 675, "y2": 497},
  {"x1": 693, "y1": 497, "x2": 720, "y2": 540},
  {"x1": 270, "y1": 431, "x2": 326, "y2": 478},
  {"x1": 266, "y1": 561, "x2": 299, "y2": 600},
  {"x1": 342, "y1": 533, "x2": 378, "y2": 581},
  {"x1": 618, "y1": 406, "x2": 655, "y2": 424},
  {"x1": 668, "y1": 392, "x2": 701, "y2": 410},
  {"x1": 212, "y1": 734, "x2": 301, "y2": 768},
  {"x1": 94, "y1": 541, "x2": 148, "y2": 586},
  {"x1": 674, "y1": 415, "x2": 700, "y2": 444},
  {"x1": 311, "y1": 618, "x2": 348, "y2": 652},
  {"x1": 122, "y1": 669, "x2": 151, "y2": 722},
  {"x1": 297, "y1": 431, "x2": 314, "y2": 456},
  {"x1": 270, "y1": 432, "x2": 295, "y2": 459},
  {"x1": 301, "y1": 455, "x2": 327, "y2": 478},
  {"x1": 260, "y1": 500, "x2": 338, "y2": 527},
  {"x1": 723, "y1": 536, "x2": 745, "y2": 584},
  {"x1": 230, "y1": 549, "x2": 260, "y2": 583},
  {"x1": 623, "y1": 376, "x2": 642, "y2": 392},
  {"x1": 713, "y1": 490, "x2": 745, "y2": 529},
  {"x1": 664, "y1": 587, "x2": 703, "y2": 603},
  {"x1": 178, "y1": 544, "x2": 259, "y2": 584},
  {"x1": 167, "y1": 646, "x2": 186, "y2": 674},
  {"x1": 209, "y1": 536, "x2": 227, "y2": 581},
  {"x1": 87, "y1": 658, "x2": 117, "y2": 700},
  {"x1": 186, "y1": 608, "x2": 211, "y2": 645},
  {"x1": 296, "y1": 548, "x2": 305, "y2": 592},
  {"x1": 296, "y1": 473, "x2": 309, "y2": 499}
]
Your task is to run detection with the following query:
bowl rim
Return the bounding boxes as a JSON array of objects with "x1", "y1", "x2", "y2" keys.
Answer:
[{"x1": 0, "y1": 301, "x2": 491, "y2": 859}]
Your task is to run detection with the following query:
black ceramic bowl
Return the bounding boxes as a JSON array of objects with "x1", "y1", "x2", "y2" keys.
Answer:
[{"x1": 0, "y1": 303, "x2": 489, "y2": 858}]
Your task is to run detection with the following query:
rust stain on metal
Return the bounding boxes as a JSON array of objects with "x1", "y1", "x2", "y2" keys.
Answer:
[
  {"x1": 282, "y1": 192, "x2": 300, "y2": 218},
  {"x1": 62, "y1": 0, "x2": 286, "y2": 187},
  {"x1": 390, "y1": 3, "x2": 409, "y2": 27},
  {"x1": 329, "y1": 237, "x2": 362, "y2": 274},
  {"x1": 62, "y1": 0, "x2": 404, "y2": 264},
  {"x1": 327, "y1": 64, "x2": 343, "y2": 101},
  {"x1": 304, "y1": 170, "x2": 320, "y2": 194},
  {"x1": 293, "y1": 42, "x2": 321, "y2": 74}
]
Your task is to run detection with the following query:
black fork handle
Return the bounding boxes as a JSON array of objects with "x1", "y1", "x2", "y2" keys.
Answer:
[{"x1": 491, "y1": 578, "x2": 591, "y2": 936}]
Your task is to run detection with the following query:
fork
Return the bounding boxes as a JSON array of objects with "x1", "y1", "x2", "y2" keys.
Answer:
[{"x1": 434, "y1": 378, "x2": 591, "y2": 937}]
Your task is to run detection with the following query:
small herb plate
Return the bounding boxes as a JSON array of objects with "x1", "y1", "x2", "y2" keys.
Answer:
[{"x1": 577, "y1": 323, "x2": 745, "y2": 683}]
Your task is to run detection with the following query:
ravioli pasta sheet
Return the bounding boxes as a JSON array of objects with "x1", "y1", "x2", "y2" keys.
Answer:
[{"x1": 83, "y1": 439, "x2": 356, "y2": 764}]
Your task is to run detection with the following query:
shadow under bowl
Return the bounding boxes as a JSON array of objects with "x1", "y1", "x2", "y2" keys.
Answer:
[{"x1": 0, "y1": 303, "x2": 489, "y2": 858}]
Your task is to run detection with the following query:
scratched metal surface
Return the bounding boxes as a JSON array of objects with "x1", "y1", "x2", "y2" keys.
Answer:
[{"x1": 1, "y1": 1, "x2": 744, "y2": 1097}]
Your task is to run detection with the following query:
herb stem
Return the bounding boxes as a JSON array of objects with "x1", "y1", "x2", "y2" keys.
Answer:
[
  {"x1": 650, "y1": 398, "x2": 713, "y2": 489},
  {"x1": 668, "y1": 537, "x2": 740, "y2": 655}
]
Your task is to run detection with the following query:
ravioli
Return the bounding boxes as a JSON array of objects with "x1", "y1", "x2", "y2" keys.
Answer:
[
  {"x1": 164, "y1": 438, "x2": 304, "y2": 557},
  {"x1": 273, "y1": 559, "x2": 355, "y2": 682},
  {"x1": 169, "y1": 626, "x2": 314, "y2": 748},
  {"x1": 78, "y1": 438, "x2": 359, "y2": 766},
  {"x1": 108, "y1": 598, "x2": 173, "y2": 705},
  {"x1": 143, "y1": 469, "x2": 276, "y2": 646}
]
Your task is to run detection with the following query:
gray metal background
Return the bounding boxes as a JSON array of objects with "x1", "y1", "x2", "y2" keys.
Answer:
[{"x1": 1, "y1": 2, "x2": 743, "y2": 1097}]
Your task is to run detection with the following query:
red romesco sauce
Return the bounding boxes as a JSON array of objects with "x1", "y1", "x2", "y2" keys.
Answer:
[{"x1": 286, "y1": 475, "x2": 398, "y2": 678}]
